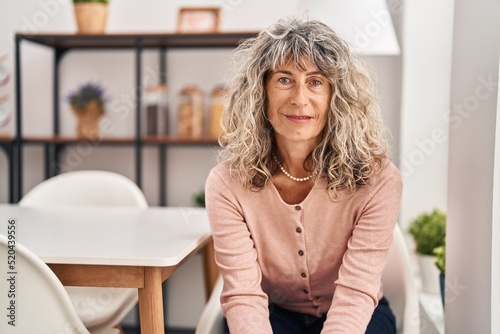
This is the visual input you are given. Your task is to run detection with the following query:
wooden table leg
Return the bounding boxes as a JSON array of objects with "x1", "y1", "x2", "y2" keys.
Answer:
[
  {"x1": 202, "y1": 236, "x2": 220, "y2": 300},
  {"x1": 139, "y1": 267, "x2": 165, "y2": 334}
]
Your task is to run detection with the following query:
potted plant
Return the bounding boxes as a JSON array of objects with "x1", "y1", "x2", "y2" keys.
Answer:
[
  {"x1": 67, "y1": 82, "x2": 106, "y2": 140},
  {"x1": 193, "y1": 190, "x2": 205, "y2": 207},
  {"x1": 407, "y1": 208, "x2": 446, "y2": 294},
  {"x1": 73, "y1": 0, "x2": 109, "y2": 34},
  {"x1": 434, "y1": 239, "x2": 446, "y2": 306}
]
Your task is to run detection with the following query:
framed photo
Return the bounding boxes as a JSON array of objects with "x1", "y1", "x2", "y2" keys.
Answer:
[{"x1": 177, "y1": 7, "x2": 221, "y2": 33}]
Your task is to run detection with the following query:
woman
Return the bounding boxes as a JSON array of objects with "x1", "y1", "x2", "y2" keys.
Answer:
[{"x1": 205, "y1": 17, "x2": 402, "y2": 334}]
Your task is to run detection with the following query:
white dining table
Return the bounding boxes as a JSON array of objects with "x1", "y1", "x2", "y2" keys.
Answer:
[{"x1": 0, "y1": 204, "x2": 219, "y2": 334}]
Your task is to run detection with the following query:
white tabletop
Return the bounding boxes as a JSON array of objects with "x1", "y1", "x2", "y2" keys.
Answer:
[{"x1": 0, "y1": 204, "x2": 211, "y2": 267}]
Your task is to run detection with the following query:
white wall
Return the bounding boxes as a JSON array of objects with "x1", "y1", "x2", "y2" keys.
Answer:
[
  {"x1": 446, "y1": 0, "x2": 500, "y2": 332},
  {"x1": 0, "y1": 0, "x2": 402, "y2": 203},
  {"x1": 398, "y1": 0, "x2": 455, "y2": 232},
  {"x1": 0, "y1": 0, "x2": 402, "y2": 329}
]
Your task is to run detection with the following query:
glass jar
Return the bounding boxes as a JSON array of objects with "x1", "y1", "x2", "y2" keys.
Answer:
[
  {"x1": 209, "y1": 84, "x2": 227, "y2": 139},
  {"x1": 144, "y1": 84, "x2": 169, "y2": 136},
  {"x1": 177, "y1": 84, "x2": 204, "y2": 138}
]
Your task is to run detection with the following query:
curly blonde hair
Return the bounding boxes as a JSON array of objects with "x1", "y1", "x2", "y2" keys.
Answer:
[{"x1": 219, "y1": 17, "x2": 389, "y2": 199}]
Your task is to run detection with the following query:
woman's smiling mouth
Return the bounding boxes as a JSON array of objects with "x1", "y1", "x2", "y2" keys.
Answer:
[{"x1": 285, "y1": 115, "x2": 313, "y2": 123}]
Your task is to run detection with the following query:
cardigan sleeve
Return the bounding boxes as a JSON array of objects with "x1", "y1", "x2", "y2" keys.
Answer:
[
  {"x1": 205, "y1": 166, "x2": 273, "y2": 334},
  {"x1": 322, "y1": 163, "x2": 403, "y2": 333}
]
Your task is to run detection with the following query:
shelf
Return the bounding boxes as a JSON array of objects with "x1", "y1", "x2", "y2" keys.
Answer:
[
  {"x1": 23, "y1": 135, "x2": 135, "y2": 144},
  {"x1": 142, "y1": 135, "x2": 219, "y2": 145},
  {"x1": 10, "y1": 31, "x2": 248, "y2": 204},
  {"x1": 21, "y1": 135, "x2": 219, "y2": 146},
  {"x1": 0, "y1": 136, "x2": 14, "y2": 143},
  {"x1": 15, "y1": 32, "x2": 259, "y2": 50}
]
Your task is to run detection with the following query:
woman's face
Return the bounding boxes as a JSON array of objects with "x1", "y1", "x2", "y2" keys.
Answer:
[{"x1": 265, "y1": 58, "x2": 331, "y2": 148}]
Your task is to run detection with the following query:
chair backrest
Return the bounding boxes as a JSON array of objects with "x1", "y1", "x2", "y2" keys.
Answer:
[
  {"x1": 382, "y1": 224, "x2": 420, "y2": 334},
  {"x1": 195, "y1": 224, "x2": 420, "y2": 334},
  {"x1": 19, "y1": 170, "x2": 148, "y2": 208},
  {"x1": 18, "y1": 170, "x2": 146, "y2": 332},
  {"x1": 0, "y1": 234, "x2": 91, "y2": 334}
]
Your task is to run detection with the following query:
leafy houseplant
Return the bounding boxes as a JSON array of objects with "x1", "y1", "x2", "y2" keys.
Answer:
[
  {"x1": 408, "y1": 208, "x2": 446, "y2": 255},
  {"x1": 193, "y1": 190, "x2": 205, "y2": 207},
  {"x1": 408, "y1": 208, "x2": 446, "y2": 294},
  {"x1": 67, "y1": 82, "x2": 106, "y2": 140},
  {"x1": 68, "y1": 82, "x2": 105, "y2": 112},
  {"x1": 73, "y1": 0, "x2": 109, "y2": 34},
  {"x1": 433, "y1": 243, "x2": 445, "y2": 277}
]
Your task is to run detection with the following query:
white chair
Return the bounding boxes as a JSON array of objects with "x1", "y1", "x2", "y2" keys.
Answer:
[
  {"x1": 382, "y1": 223, "x2": 420, "y2": 334},
  {"x1": 195, "y1": 224, "x2": 420, "y2": 334},
  {"x1": 0, "y1": 234, "x2": 119, "y2": 334},
  {"x1": 195, "y1": 275, "x2": 225, "y2": 334},
  {"x1": 19, "y1": 170, "x2": 148, "y2": 333},
  {"x1": 19, "y1": 170, "x2": 148, "y2": 208}
]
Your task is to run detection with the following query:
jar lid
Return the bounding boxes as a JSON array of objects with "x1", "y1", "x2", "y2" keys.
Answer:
[
  {"x1": 211, "y1": 84, "x2": 227, "y2": 96},
  {"x1": 146, "y1": 83, "x2": 168, "y2": 92},
  {"x1": 180, "y1": 84, "x2": 202, "y2": 96}
]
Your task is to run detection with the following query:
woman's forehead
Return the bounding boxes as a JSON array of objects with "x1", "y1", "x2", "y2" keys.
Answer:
[{"x1": 273, "y1": 54, "x2": 319, "y2": 72}]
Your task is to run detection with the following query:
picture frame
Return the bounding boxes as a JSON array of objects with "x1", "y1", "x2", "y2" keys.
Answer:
[{"x1": 177, "y1": 7, "x2": 221, "y2": 33}]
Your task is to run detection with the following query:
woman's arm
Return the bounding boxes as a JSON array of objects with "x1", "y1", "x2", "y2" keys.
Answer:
[
  {"x1": 322, "y1": 163, "x2": 403, "y2": 333},
  {"x1": 205, "y1": 166, "x2": 273, "y2": 334}
]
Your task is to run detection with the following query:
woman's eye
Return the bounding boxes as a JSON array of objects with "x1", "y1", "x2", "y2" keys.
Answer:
[
  {"x1": 278, "y1": 77, "x2": 290, "y2": 84},
  {"x1": 310, "y1": 79, "x2": 322, "y2": 86}
]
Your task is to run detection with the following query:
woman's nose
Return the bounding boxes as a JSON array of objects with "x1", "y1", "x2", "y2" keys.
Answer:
[{"x1": 290, "y1": 84, "x2": 309, "y2": 107}]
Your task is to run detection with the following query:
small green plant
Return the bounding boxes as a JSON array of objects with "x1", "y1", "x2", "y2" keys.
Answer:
[
  {"x1": 193, "y1": 190, "x2": 205, "y2": 207},
  {"x1": 407, "y1": 208, "x2": 446, "y2": 255},
  {"x1": 67, "y1": 82, "x2": 106, "y2": 113},
  {"x1": 73, "y1": 0, "x2": 109, "y2": 4},
  {"x1": 434, "y1": 239, "x2": 446, "y2": 276}
]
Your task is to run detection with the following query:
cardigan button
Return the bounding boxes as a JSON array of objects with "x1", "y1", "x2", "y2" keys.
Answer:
[
  {"x1": 295, "y1": 205, "x2": 301, "y2": 211},
  {"x1": 296, "y1": 227, "x2": 302, "y2": 233},
  {"x1": 298, "y1": 250, "x2": 304, "y2": 256},
  {"x1": 303, "y1": 289, "x2": 309, "y2": 294},
  {"x1": 301, "y1": 272, "x2": 307, "y2": 278}
]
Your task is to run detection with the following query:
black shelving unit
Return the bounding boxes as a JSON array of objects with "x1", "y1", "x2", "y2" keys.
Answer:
[
  {"x1": 11, "y1": 32, "x2": 257, "y2": 204},
  {"x1": 0, "y1": 138, "x2": 16, "y2": 203}
]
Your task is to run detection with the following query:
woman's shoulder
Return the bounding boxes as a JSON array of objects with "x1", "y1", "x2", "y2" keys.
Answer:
[
  {"x1": 206, "y1": 161, "x2": 238, "y2": 190},
  {"x1": 370, "y1": 158, "x2": 403, "y2": 190},
  {"x1": 208, "y1": 160, "x2": 231, "y2": 180},
  {"x1": 381, "y1": 159, "x2": 402, "y2": 179}
]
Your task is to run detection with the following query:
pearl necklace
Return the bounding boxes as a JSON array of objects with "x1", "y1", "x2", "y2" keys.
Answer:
[{"x1": 273, "y1": 155, "x2": 314, "y2": 182}]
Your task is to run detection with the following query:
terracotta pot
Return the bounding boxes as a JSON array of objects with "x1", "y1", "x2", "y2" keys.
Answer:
[
  {"x1": 72, "y1": 101, "x2": 103, "y2": 140},
  {"x1": 74, "y1": 3, "x2": 108, "y2": 34}
]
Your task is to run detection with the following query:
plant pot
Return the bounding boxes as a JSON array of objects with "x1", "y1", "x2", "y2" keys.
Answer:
[
  {"x1": 439, "y1": 273, "x2": 445, "y2": 307},
  {"x1": 74, "y1": 3, "x2": 108, "y2": 34},
  {"x1": 418, "y1": 254, "x2": 441, "y2": 294},
  {"x1": 72, "y1": 101, "x2": 103, "y2": 140}
]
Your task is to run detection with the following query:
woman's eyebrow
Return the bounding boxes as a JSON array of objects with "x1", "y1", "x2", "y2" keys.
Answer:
[
  {"x1": 273, "y1": 70, "x2": 324, "y2": 76},
  {"x1": 273, "y1": 70, "x2": 293, "y2": 75},
  {"x1": 306, "y1": 71, "x2": 325, "y2": 76}
]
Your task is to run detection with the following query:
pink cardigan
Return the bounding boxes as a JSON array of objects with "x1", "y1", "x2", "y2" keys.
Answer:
[{"x1": 205, "y1": 161, "x2": 402, "y2": 333}]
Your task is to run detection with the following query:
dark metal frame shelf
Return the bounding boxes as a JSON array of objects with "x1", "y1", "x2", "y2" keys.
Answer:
[{"x1": 11, "y1": 32, "x2": 256, "y2": 203}]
